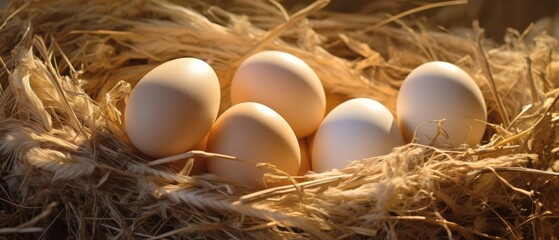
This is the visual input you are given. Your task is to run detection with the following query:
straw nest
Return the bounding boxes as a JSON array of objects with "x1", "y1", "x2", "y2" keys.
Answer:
[{"x1": 1, "y1": 0, "x2": 558, "y2": 239}]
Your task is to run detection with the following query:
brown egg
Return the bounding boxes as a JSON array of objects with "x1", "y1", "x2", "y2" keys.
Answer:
[
  {"x1": 125, "y1": 58, "x2": 220, "y2": 158},
  {"x1": 231, "y1": 51, "x2": 326, "y2": 138},
  {"x1": 168, "y1": 133, "x2": 208, "y2": 175},
  {"x1": 207, "y1": 102, "x2": 300, "y2": 189}
]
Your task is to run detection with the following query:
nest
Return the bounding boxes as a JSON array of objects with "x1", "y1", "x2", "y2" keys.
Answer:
[{"x1": 1, "y1": 0, "x2": 559, "y2": 239}]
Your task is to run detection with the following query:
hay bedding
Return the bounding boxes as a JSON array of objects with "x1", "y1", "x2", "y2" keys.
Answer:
[{"x1": 0, "y1": 0, "x2": 558, "y2": 239}]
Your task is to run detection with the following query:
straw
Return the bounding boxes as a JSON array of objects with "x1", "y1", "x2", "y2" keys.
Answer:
[{"x1": 0, "y1": 0, "x2": 558, "y2": 239}]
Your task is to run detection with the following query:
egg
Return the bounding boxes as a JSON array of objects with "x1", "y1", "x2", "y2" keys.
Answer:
[
  {"x1": 230, "y1": 50, "x2": 326, "y2": 138},
  {"x1": 312, "y1": 98, "x2": 404, "y2": 172},
  {"x1": 396, "y1": 61, "x2": 487, "y2": 147},
  {"x1": 305, "y1": 93, "x2": 347, "y2": 153},
  {"x1": 125, "y1": 58, "x2": 220, "y2": 158},
  {"x1": 168, "y1": 133, "x2": 208, "y2": 175},
  {"x1": 207, "y1": 102, "x2": 300, "y2": 189},
  {"x1": 297, "y1": 139, "x2": 311, "y2": 176}
]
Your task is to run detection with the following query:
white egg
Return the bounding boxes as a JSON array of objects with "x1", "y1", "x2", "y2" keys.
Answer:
[
  {"x1": 311, "y1": 98, "x2": 404, "y2": 172},
  {"x1": 396, "y1": 61, "x2": 487, "y2": 147}
]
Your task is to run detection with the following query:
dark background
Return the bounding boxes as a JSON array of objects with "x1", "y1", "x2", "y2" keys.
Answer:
[{"x1": 284, "y1": 0, "x2": 559, "y2": 41}]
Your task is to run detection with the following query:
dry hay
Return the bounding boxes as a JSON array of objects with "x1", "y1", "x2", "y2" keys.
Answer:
[{"x1": 0, "y1": 0, "x2": 558, "y2": 239}]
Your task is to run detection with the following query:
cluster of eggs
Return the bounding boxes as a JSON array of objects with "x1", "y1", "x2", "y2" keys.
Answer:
[{"x1": 125, "y1": 51, "x2": 487, "y2": 189}]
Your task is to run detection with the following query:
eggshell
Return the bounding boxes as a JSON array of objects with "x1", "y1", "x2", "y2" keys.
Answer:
[
  {"x1": 231, "y1": 51, "x2": 326, "y2": 138},
  {"x1": 312, "y1": 98, "x2": 404, "y2": 173},
  {"x1": 207, "y1": 102, "x2": 300, "y2": 189},
  {"x1": 125, "y1": 58, "x2": 220, "y2": 158},
  {"x1": 304, "y1": 93, "x2": 347, "y2": 153},
  {"x1": 396, "y1": 61, "x2": 487, "y2": 147},
  {"x1": 168, "y1": 133, "x2": 208, "y2": 175}
]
